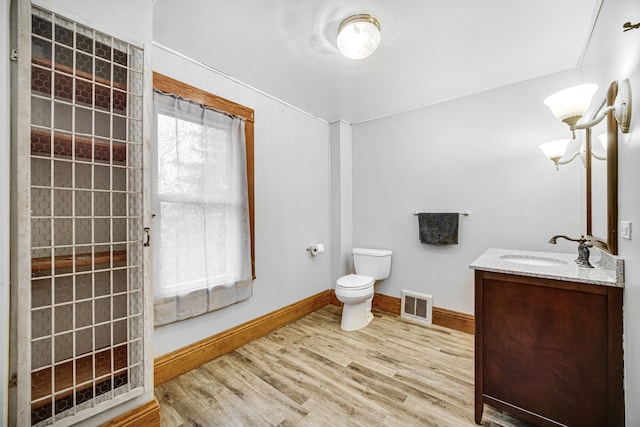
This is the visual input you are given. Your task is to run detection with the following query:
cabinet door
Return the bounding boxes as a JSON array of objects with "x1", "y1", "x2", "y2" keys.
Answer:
[
  {"x1": 482, "y1": 275, "x2": 609, "y2": 426},
  {"x1": 12, "y1": 4, "x2": 146, "y2": 425}
]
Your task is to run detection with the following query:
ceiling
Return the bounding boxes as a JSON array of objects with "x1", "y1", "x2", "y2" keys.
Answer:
[{"x1": 154, "y1": 0, "x2": 602, "y2": 124}]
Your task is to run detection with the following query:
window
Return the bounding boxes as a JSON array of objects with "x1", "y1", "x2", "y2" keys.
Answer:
[{"x1": 152, "y1": 73, "x2": 254, "y2": 326}]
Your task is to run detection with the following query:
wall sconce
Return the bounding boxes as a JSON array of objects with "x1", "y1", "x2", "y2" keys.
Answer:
[
  {"x1": 540, "y1": 79, "x2": 631, "y2": 169},
  {"x1": 543, "y1": 79, "x2": 632, "y2": 138},
  {"x1": 337, "y1": 14, "x2": 381, "y2": 60},
  {"x1": 539, "y1": 134, "x2": 608, "y2": 170}
]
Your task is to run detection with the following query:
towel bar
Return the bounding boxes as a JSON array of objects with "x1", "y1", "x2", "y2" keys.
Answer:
[{"x1": 412, "y1": 211, "x2": 470, "y2": 216}]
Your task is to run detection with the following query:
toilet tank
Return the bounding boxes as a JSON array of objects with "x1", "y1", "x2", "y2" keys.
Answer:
[{"x1": 352, "y1": 248, "x2": 392, "y2": 280}]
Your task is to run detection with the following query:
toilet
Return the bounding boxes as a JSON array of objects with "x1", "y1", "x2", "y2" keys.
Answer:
[{"x1": 335, "y1": 248, "x2": 392, "y2": 331}]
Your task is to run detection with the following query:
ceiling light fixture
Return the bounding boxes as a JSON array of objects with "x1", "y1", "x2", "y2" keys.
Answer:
[{"x1": 337, "y1": 14, "x2": 381, "y2": 60}]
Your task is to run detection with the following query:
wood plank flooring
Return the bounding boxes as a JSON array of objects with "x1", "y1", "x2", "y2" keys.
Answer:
[{"x1": 155, "y1": 305, "x2": 533, "y2": 426}]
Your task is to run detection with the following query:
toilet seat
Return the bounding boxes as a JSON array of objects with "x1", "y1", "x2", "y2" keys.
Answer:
[{"x1": 336, "y1": 274, "x2": 374, "y2": 291}]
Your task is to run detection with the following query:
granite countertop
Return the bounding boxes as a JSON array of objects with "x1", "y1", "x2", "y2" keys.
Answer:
[{"x1": 469, "y1": 247, "x2": 624, "y2": 287}]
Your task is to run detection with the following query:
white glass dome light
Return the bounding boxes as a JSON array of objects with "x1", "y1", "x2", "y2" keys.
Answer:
[
  {"x1": 337, "y1": 14, "x2": 381, "y2": 60},
  {"x1": 539, "y1": 139, "x2": 570, "y2": 169},
  {"x1": 543, "y1": 84, "x2": 599, "y2": 127}
]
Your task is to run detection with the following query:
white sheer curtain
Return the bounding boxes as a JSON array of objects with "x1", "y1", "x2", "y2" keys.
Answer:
[{"x1": 153, "y1": 90, "x2": 252, "y2": 326}]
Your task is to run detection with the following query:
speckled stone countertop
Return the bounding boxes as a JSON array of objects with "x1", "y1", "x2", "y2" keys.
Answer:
[{"x1": 469, "y1": 247, "x2": 624, "y2": 287}]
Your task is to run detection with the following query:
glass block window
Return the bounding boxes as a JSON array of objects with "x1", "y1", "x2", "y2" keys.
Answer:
[{"x1": 28, "y1": 6, "x2": 144, "y2": 425}]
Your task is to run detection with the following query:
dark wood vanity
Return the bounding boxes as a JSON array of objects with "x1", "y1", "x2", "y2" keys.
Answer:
[{"x1": 474, "y1": 269, "x2": 624, "y2": 426}]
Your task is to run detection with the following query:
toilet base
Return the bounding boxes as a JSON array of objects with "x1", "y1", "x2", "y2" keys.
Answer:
[{"x1": 340, "y1": 298, "x2": 374, "y2": 331}]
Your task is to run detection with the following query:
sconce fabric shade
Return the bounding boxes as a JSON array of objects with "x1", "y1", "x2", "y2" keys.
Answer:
[
  {"x1": 544, "y1": 84, "x2": 598, "y2": 127},
  {"x1": 337, "y1": 14, "x2": 381, "y2": 60},
  {"x1": 539, "y1": 139, "x2": 570, "y2": 163}
]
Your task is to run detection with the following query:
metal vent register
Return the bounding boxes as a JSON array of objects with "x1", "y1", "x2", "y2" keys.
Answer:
[{"x1": 401, "y1": 291, "x2": 433, "y2": 325}]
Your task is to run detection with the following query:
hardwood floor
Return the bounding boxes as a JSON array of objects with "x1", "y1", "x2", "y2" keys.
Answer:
[{"x1": 155, "y1": 305, "x2": 533, "y2": 426}]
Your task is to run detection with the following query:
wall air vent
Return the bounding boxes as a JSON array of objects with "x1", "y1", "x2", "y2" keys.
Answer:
[{"x1": 401, "y1": 290, "x2": 433, "y2": 325}]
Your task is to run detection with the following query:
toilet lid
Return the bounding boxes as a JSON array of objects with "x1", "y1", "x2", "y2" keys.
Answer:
[{"x1": 336, "y1": 274, "x2": 374, "y2": 290}]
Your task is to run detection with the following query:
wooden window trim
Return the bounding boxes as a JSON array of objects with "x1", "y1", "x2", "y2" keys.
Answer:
[{"x1": 153, "y1": 72, "x2": 256, "y2": 279}]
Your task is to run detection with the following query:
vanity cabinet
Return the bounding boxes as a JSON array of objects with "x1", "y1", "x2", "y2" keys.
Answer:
[{"x1": 474, "y1": 270, "x2": 624, "y2": 426}]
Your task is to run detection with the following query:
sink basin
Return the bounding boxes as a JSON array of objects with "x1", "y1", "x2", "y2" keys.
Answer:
[{"x1": 499, "y1": 254, "x2": 568, "y2": 267}]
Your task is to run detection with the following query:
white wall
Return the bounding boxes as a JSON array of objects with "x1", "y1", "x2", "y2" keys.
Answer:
[
  {"x1": 152, "y1": 46, "x2": 332, "y2": 356},
  {"x1": 1, "y1": 1, "x2": 10, "y2": 424},
  {"x1": 352, "y1": 69, "x2": 584, "y2": 314},
  {"x1": 580, "y1": 0, "x2": 640, "y2": 424}
]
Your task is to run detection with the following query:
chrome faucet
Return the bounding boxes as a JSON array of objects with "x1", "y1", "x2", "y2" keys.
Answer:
[{"x1": 549, "y1": 235, "x2": 594, "y2": 268}]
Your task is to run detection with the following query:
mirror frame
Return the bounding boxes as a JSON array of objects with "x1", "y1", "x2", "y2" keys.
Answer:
[{"x1": 586, "y1": 81, "x2": 618, "y2": 255}]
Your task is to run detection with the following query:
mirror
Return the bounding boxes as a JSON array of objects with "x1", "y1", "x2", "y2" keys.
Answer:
[{"x1": 586, "y1": 81, "x2": 618, "y2": 254}]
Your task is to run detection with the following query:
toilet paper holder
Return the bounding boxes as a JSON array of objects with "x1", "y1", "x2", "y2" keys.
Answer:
[{"x1": 306, "y1": 243, "x2": 325, "y2": 256}]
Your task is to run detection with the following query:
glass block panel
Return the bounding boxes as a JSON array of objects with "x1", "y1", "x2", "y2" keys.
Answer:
[
  {"x1": 75, "y1": 301, "x2": 92, "y2": 328},
  {"x1": 95, "y1": 59, "x2": 111, "y2": 82},
  {"x1": 75, "y1": 190, "x2": 92, "y2": 217},
  {"x1": 112, "y1": 167, "x2": 126, "y2": 192},
  {"x1": 31, "y1": 188, "x2": 51, "y2": 216},
  {"x1": 94, "y1": 191, "x2": 110, "y2": 217},
  {"x1": 128, "y1": 314, "x2": 141, "y2": 340},
  {"x1": 54, "y1": 303, "x2": 73, "y2": 333},
  {"x1": 95, "y1": 111, "x2": 111, "y2": 138},
  {"x1": 31, "y1": 157, "x2": 51, "y2": 186},
  {"x1": 95, "y1": 323, "x2": 111, "y2": 349},
  {"x1": 32, "y1": 308, "x2": 52, "y2": 339},
  {"x1": 112, "y1": 192, "x2": 126, "y2": 217},
  {"x1": 32, "y1": 278, "x2": 52, "y2": 308},
  {"x1": 54, "y1": 333, "x2": 73, "y2": 362},
  {"x1": 54, "y1": 45, "x2": 73, "y2": 72},
  {"x1": 32, "y1": 36, "x2": 52, "y2": 65},
  {"x1": 95, "y1": 271, "x2": 111, "y2": 297},
  {"x1": 113, "y1": 89, "x2": 126, "y2": 115},
  {"x1": 113, "y1": 65, "x2": 127, "y2": 88},
  {"x1": 76, "y1": 32, "x2": 93, "y2": 54},
  {"x1": 75, "y1": 163, "x2": 92, "y2": 188},
  {"x1": 113, "y1": 49, "x2": 127, "y2": 67},
  {"x1": 32, "y1": 66, "x2": 52, "y2": 96},
  {"x1": 31, "y1": 338, "x2": 52, "y2": 370},
  {"x1": 27, "y1": 7, "x2": 143, "y2": 423},
  {"x1": 75, "y1": 272, "x2": 93, "y2": 300},
  {"x1": 94, "y1": 218, "x2": 110, "y2": 244},
  {"x1": 76, "y1": 51, "x2": 93, "y2": 76},
  {"x1": 75, "y1": 327, "x2": 93, "y2": 356},
  {"x1": 113, "y1": 116, "x2": 127, "y2": 141},
  {"x1": 53, "y1": 160, "x2": 72, "y2": 187},
  {"x1": 31, "y1": 218, "x2": 51, "y2": 248},
  {"x1": 129, "y1": 71, "x2": 143, "y2": 96},
  {"x1": 32, "y1": 15, "x2": 52, "y2": 39},
  {"x1": 113, "y1": 218, "x2": 126, "y2": 243},
  {"x1": 113, "y1": 268, "x2": 127, "y2": 294},
  {"x1": 54, "y1": 275, "x2": 73, "y2": 304},
  {"x1": 95, "y1": 41, "x2": 112, "y2": 61},
  {"x1": 94, "y1": 165, "x2": 110, "y2": 190},
  {"x1": 130, "y1": 47, "x2": 143, "y2": 72},
  {"x1": 74, "y1": 218, "x2": 92, "y2": 245},
  {"x1": 53, "y1": 190, "x2": 72, "y2": 216},
  {"x1": 75, "y1": 106, "x2": 93, "y2": 135},
  {"x1": 53, "y1": 102, "x2": 72, "y2": 132},
  {"x1": 31, "y1": 96, "x2": 51, "y2": 127},
  {"x1": 54, "y1": 25, "x2": 73, "y2": 48}
]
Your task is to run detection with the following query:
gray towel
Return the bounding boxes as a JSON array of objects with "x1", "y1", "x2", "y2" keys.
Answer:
[{"x1": 418, "y1": 213, "x2": 459, "y2": 245}]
